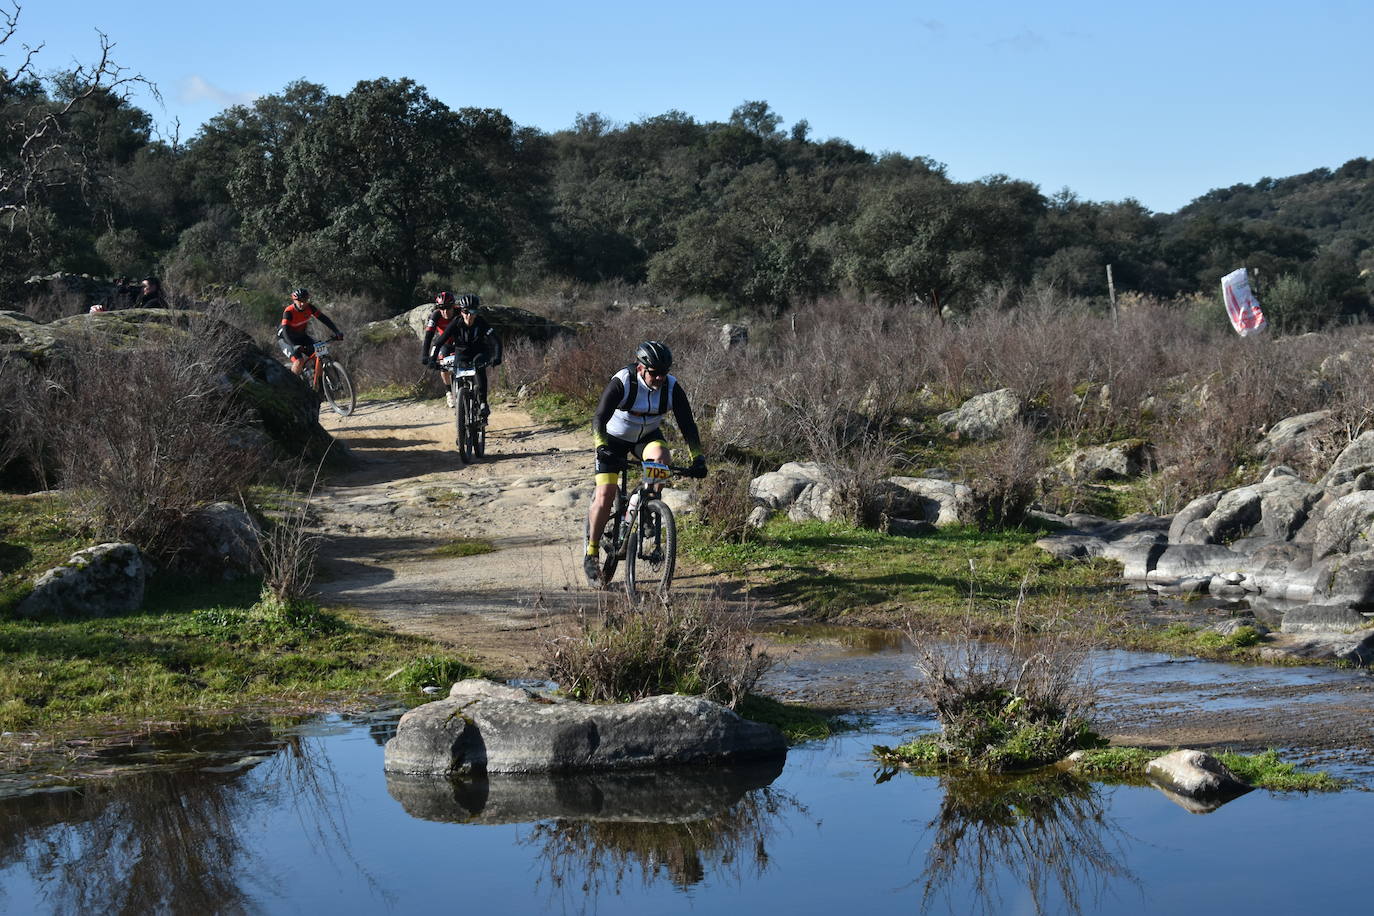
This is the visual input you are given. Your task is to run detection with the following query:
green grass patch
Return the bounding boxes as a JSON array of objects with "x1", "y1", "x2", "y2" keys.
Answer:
[
  {"x1": 682, "y1": 517, "x2": 1124, "y2": 626},
  {"x1": 735, "y1": 694, "x2": 841, "y2": 744},
  {"x1": 1068, "y1": 746, "x2": 1342, "y2": 791},
  {"x1": 525, "y1": 391, "x2": 591, "y2": 428},
  {"x1": 1068, "y1": 746, "x2": 1162, "y2": 776},
  {"x1": 0, "y1": 493, "x2": 89, "y2": 617},
  {"x1": 0, "y1": 570, "x2": 482, "y2": 736},
  {"x1": 1216, "y1": 749, "x2": 1345, "y2": 791},
  {"x1": 1130, "y1": 622, "x2": 1267, "y2": 659},
  {"x1": 428, "y1": 537, "x2": 496, "y2": 558}
]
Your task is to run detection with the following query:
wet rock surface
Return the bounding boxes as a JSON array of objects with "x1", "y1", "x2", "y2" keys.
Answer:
[{"x1": 384, "y1": 678, "x2": 786, "y2": 776}]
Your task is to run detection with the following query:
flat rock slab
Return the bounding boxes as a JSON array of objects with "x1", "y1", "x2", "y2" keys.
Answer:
[{"x1": 384, "y1": 678, "x2": 787, "y2": 776}]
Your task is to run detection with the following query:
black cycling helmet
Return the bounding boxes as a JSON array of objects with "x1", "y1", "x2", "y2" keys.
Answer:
[
  {"x1": 291, "y1": 287, "x2": 310, "y2": 301},
  {"x1": 456, "y1": 293, "x2": 480, "y2": 311},
  {"x1": 635, "y1": 340, "x2": 672, "y2": 372},
  {"x1": 435, "y1": 291, "x2": 455, "y2": 307}
]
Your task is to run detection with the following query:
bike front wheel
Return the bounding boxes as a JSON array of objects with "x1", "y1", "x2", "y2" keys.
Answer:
[
  {"x1": 624, "y1": 499, "x2": 676, "y2": 601},
  {"x1": 455, "y1": 386, "x2": 475, "y2": 463},
  {"x1": 320, "y1": 360, "x2": 355, "y2": 416},
  {"x1": 468, "y1": 389, "x2": 486, "y2": 460}
]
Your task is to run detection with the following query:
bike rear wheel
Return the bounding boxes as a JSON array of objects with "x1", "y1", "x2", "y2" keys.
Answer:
[
  {"x1": 624, "y1": 499, "x2": 676, "y2": 600},
  {"x1": 320, "y1": 360, "x2": 355, "y2": 416},
  {"x1": 456, "y1": 386, "x2": 475, "y2": 463}
]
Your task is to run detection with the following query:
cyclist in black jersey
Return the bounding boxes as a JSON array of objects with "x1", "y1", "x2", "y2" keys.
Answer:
[
  {"x1": 583, "y1": 340, "x2": 707, "y2": 586},
  {"x1": 428, "y1": 294, "x2": 502, "y2": 416}
]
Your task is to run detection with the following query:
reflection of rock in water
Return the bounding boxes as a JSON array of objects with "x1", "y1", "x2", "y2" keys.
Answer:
[
  {"x1": 386, "y1": 756, "x2": 785, "y2": 824},
  {"x1": 913, "y1": 771, "x2": 1137, "y2": 916},
  {"x1": 389, "y1": 758, "x2": 799, "y2": 907}
]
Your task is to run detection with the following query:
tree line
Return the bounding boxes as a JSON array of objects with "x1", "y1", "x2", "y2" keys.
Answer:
[{"x1": 4, "y1": 15, "x2": 1371, "y2": 326}]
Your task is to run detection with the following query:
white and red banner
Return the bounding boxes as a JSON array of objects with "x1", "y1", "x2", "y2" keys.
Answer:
[{"x1": 1221, "y1": 267, "x2": 1267, "y2": 337}]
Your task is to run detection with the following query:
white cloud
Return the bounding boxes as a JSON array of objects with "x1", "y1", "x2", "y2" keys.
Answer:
[{"x1": 178, "y1": 75, "x2": 257, "y2": 107}]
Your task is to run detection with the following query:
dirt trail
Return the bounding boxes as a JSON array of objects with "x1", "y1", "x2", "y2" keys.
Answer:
[{"x1": 313, "y1": 396, "x2": 601, "y2": 672}]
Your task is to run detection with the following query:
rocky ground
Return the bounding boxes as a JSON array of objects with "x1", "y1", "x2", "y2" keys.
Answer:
[{"x1": 316, "y1": 397, "x2": 1374, "y2": 777}]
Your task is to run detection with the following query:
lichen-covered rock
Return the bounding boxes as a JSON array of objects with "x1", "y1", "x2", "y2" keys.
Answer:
[
  {"x1": 937, "y1": 388, "x2": 1022, "y2": 441},
  {"x1": 1145, "y1": 750, "x2": 1252, "y2": 801},
  {"x1": 14, "y1": 542, "x2": 145, "y2": 620},
  {"x1": 384, "y1": 678, "x2": 786, "y2": 776}
]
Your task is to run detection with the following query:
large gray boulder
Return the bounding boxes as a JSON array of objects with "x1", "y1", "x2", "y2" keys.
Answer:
[
  {"x1": 364, "y1": 302, "x2": 572, "y2": 347},
  {"x1": 1309, "y1": 553, "x2": 1374, "y2": 606},
  {"x1": 384, "y1": 679, "x2": 786, "y2": 776},
  {"x1": 1303, "y1": 491, "x2": 1374, "y2": 558},
  {"x1": 181, "y1": 501, "x2": 263, "y2": 578},
  {"x1": 938, "y1": 388, "x2": 1022, "y2": 441},
  {"x1": 14, "y1": 542, "x2": 145, "y2": 620},
  {"x1": 1256, "y1": 410, "x2": 1334, "y2": 463},
  {"x1": 1171, "y1": 472, "x2": 1322, "y2": 545},
  {"x1": 1321, "y1": 430, "x2": 1374, "y2": 488},
  {"x1": 748, "y1": 462, "x2": 834, "y2": 510},
  {"x1": 1261, "y1": 630, "x2": 1374, "y2": 665},
  {"x1": 872, "y1": 477, "x2": 974, "y2": 526},
  {"x1": 1146, "y1": 750, "x2": 1252, "y2": 803},
  {"x1": 1059, "y1": 440, "x2": 1149, "y2": 482},
  {"x1": 1279, "y1": 604, "x2": 1370, "y2": 634}
]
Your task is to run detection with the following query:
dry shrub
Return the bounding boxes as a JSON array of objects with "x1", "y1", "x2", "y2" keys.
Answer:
[
  {"x1": 541, "y1": 592, "x2": 773, "y2": 708},
  {"x1": 900, "y1": 579, "x2": 1103, "y2": 772},
  {"x1": 691, "y1": 464, "x2": 758, "y2": 546},
  {"x1": 964, "y1": 421, "x2": 1046, "y2": 529},
  {"x1": 346, "y1": 334, "x2": 442, "y2": 399},
  {"x1": 256, "y1": 464, "x2": 326, "y2": 609},
  {"x1": 36, "y1": 322, "x2": 264, "y2": 564}
]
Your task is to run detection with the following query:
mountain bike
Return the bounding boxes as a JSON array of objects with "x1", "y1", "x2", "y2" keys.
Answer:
[
  {"x1": 300, "y1": 336, "x2": 354, "y2": 417},
  {"x1": 596, "y1": 460, "x2": 687, "y2": 600},
  {"x1": 438, "y1": 353, "x2": 488, "y2": 463}
]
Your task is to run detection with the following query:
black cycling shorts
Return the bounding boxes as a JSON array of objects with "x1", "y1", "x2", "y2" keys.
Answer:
[{"x1": 595, "y1": 432, "x2": 669, "y2": 476}]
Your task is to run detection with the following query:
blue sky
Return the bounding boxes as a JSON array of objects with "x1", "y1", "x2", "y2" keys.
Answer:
[{"x1": 12, "y1": 0, "x2": 1371, "y2": 213}]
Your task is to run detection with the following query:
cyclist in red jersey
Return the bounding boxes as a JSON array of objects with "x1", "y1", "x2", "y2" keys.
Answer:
[
  {"x1": 421, "y1": 292, "x2": 461, "y2": 407},
  {"x1": 276, "y1": 288, "x2": 343, "y2": 376}
]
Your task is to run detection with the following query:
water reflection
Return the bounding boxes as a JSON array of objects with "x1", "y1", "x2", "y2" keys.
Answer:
[
  {"x1": 389, "y1": 759, "x2": 800, "y2": 912},
  {"x1": 906, "y1": 770, "x2": 1138, "y2": 916},
  {"x1": 0, "y1": 719, "x2": 361, "y2": 916}
]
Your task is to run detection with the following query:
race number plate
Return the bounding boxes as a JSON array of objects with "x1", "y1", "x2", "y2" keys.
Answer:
[{"x1": 644, "y1": 461, "x2": 670, "y2": 480}]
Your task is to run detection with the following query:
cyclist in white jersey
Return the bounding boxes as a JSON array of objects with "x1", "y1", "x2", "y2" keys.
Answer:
[{"x1": 583, "y1": 340, "x2": 707, "y2": 586}]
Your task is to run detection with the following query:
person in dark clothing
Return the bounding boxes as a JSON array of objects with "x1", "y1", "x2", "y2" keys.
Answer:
[
  {"x1": 421, "y1": 292, "x2": 461, "y2": 407},
  {"x1": 427, "y1": 293, "x2": 502, "y2": 415},
  {"x1": 275, "y1": 287, "x2": 344, "y2": 377},
  {"x1": 113, "y1": 277, "x2": 138, "y2": 309},
  {"x1": 139, "y1": 276, "x2": 169, "y2": 309},
  {"x1": 582, "y1": 340, "x2": 707, "y2": 586}
]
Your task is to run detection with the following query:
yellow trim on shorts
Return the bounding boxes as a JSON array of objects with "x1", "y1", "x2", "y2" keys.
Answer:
[{"x1": 594, "y1": 472, "x2": 620, "y2": 486}]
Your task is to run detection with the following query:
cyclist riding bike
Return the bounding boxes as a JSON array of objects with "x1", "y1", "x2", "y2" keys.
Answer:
[
  {"x1": 427, "y1": 293, "x2": 502, "y2": 416},
  {"x1": 421, "y1": 291, "x2": 461, "y2": 407},
  {"x1": 277, "y1": 287, "x2": 344, "y2": 377},
  {"x1": 583, "y1": 340, "x2": 707, "y2": 586}
]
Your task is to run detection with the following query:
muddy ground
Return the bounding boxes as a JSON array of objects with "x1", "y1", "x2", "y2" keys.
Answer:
[{"x1": 316, "y1": 398, "x2": 1374, "y2": 777}]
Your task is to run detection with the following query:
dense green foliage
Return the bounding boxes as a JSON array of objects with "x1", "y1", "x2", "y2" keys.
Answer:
[{"x1": 5, "y1": 11, "x2": 1371, "y2": 323}]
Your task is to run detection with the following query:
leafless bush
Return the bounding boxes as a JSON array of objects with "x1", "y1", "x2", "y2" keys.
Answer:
[
  {"x1": 691, "y1": 464, "x2": 758, "y2": 546},
  {"x1": 491, "y1": 337, "x2": 551, "y2": 395},
  {"x1": 540, "y1": 592, "x2": 773, "y2": 708},
  {"x1": 345, "y1": 334, "x2": 441, "y2": 399},
  {"x1": 964, "y1": 421, "x2": 1046, "y2": 529},
  {"x1": 255, "y1": 463, "x2": 326, "y2": 609},
  {"x1": 41, "y1": 322, "x2": 265, "y2": 564}
]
